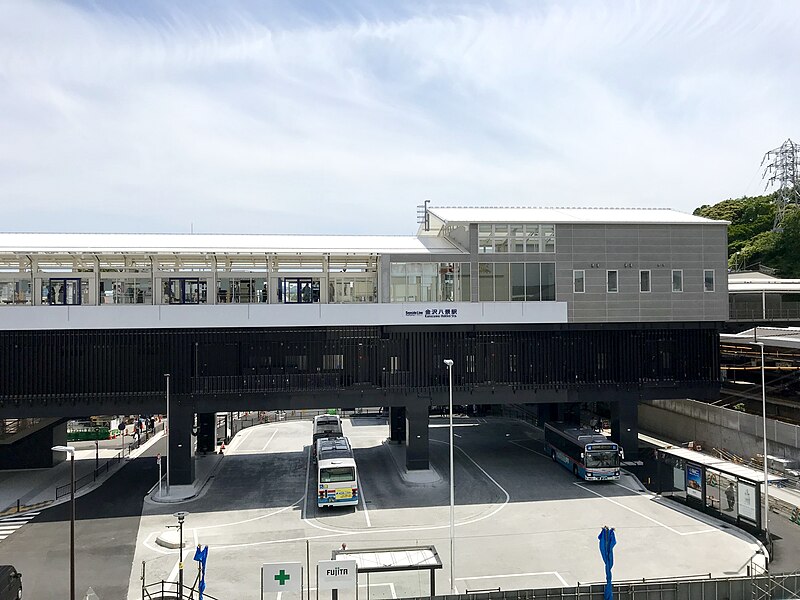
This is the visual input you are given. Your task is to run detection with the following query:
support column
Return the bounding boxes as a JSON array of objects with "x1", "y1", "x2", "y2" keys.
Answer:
[
  {"x1": 405, "y1": 403, "x2": 429, "y2": 470},
  {"x1": 610, "y1": 400, "x2": 639, "y2": 461},
  {"x1": 196, "y1": 412, "x2": 217, "y2": 454},
  {"x1": 169, "y1": 408, "x2": 196, "y2": 485},
  {"x1": 536, "y1": 403, "x2": 559, "y2": 426},
  {"x1": 390, "y1": 407, "x2": 406, "y2": 443}
]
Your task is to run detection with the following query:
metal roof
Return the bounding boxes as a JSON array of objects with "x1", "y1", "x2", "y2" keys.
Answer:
[
  {"x1": 0, "y1": 233, "x2": 464, "y2": 255},
  {"x1": 721, "y1": 327, "x2": 800, "y2": 350},
  {"x1": 427, "y1": 206, "x2": 727, "y2": 225},
  {"x1": 660, "y1": 446, "x2": 785, "y2": 483},
  {"x1": 333, "y1": 546, "x2": 442, "y2": 572}
]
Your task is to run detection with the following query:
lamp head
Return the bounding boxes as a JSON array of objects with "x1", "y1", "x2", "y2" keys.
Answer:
[
  {"x1": 443, "y1": 359, "x2": 454, "y2": 367},
  {"x1": 52, "y1": 445, "x2": 76, "y2": 455},
  {"x1": 173, "y1": 511, "x2": 189, "y2": 523}
]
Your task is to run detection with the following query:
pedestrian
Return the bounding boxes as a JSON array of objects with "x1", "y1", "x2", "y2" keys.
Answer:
[{"x1": 725, "y1": 482, "x2": 736, "y2": 511}]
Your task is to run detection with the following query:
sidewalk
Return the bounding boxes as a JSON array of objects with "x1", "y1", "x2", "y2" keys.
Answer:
[{"x1": 0, "y1": 428, "x2": 165, "y2": 516}]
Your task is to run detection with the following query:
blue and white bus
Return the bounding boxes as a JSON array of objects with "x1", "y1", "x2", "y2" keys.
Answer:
[
  {"x1": 316, "y1": 436, "x2": 359, "y2": 508},
  {"x1": 544, "y1": 422, "x2": 622, "y2": 481}
]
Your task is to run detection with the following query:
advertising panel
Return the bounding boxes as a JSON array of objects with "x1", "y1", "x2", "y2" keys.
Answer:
[
  {"x1": 738, "y1": 481, "x2": 758, "y2": 522},
  {"x1": 686, "y1": 464, "x2": 702, "y2": 499}
]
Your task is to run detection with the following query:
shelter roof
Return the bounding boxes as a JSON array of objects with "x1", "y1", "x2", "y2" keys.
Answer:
[
  {"x1": 427, "y1": 206, "x2": 727, "y2": 225},
  {"x1": 660, "y1": 446, "x2": 785, "y2": 483},
  {"x1": 0, "y1": 233, "x2": 464, "y2": 255},
  {"x1": 333, "y1": 546, "x2": 442, "y2": 573}
]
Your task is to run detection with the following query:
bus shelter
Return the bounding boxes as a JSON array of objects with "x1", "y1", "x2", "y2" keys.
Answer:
[
  {"x1": 655, "y1": 446, "x2": 785, "y2": 535},
  {"x1": 331, "y1": 545, "x2": 442, "y2": 598}
]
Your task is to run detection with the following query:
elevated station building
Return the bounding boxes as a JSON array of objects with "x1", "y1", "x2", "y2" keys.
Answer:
[{"x1": 0, "y1": 206, "x2": 728, "y2": 483}]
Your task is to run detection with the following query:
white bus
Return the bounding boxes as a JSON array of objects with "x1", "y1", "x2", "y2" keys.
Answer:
[
  {"x1": 312, "y1": 414, "x2": 343, "y2": 464},
  {"x1": 316, "y1": 436, "x2": 359, "y2": 508}
]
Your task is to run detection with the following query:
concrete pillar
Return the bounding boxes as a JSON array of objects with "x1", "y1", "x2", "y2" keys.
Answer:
[
  {"x1": 390, "y1": 407, "x2": 406, "y2": 443},
  {"x1": 169, "y1": 408, "x2": 196, "y2": 485},
  {"x1": 196, "y1": 412, "x2": 217, "y2": 454},
  {"x1": 611, "y1": 400, "x2": 639, "y2": 461},
  {"x1": 405, "y1": 403, "x2": 430, "y2": 470},
  {"x1": 537, "y1": 403, "x2": 559, "y2": 426}
]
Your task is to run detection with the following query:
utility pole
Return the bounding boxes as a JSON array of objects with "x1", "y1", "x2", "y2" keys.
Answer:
[{"x1": 761, "y1": 138, "x2": 800, "y2": 231}]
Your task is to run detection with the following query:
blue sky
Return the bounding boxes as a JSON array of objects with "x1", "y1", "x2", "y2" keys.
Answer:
[{"x1": 1, "y1": 0, "x2": 799, "y2": 234}]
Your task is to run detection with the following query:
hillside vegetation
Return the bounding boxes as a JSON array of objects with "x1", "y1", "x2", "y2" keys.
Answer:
[{"x1": 694, "y1": 194, "x2": 800, "y2": 277}]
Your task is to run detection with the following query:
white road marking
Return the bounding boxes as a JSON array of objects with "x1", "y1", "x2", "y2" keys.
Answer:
[
  {"x1": 458, "y1": 571, "x2": 569, "y2": 587},
  {"x1": 227, "y1": 426, "x2": 256, "y2": 454},
  {"x1": 299, "y1": 438, "x2": 509, "y2": 538},
  {"x1": 573, "y1": 483, "x2": 715, "y2": 536},
  {"x1": 261, "y1": 429, "x2": 279, "y2": 452},
  {"x1": 356, "y1": 471, "x2": 372, "y2": 527}
]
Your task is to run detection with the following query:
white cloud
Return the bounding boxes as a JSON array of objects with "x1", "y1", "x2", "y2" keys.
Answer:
[{"x1": 1, "y1": 0, "x2": 799, "y2": 234}]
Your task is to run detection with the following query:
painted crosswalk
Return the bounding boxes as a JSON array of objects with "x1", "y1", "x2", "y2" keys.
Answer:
[{"x1": 0, "y1": 511, "x2": 39, "y2": 542}]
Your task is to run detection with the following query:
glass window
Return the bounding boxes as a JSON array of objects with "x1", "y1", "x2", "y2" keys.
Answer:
[
  {"x1": 510, "y1": 225, "x2": 525, "y2": 252},
  {"x1": 511, "y1": 263, "x2": 526, "y2": 301},
  {"x1": 0, "y1": 280, "x2": 32, "y2": 305},
  {"x1": 640, "y1": 270, "x2": 651, "y2": 293},
  {"x1": 672, "y1": 270, "x2": 683, "y2": 292},
  {"x1": 320, "y1": 467, "x2": 355, "y2": 483},
  {"x1": 525, "y1": 263, "x2": 540, "y2": 301},
  {"x1": 607, "y1": 270, "x2": 618, "y2": 293},
  {"x1": 573, "y1": 270, "x2": 585, "y2": 294},
  {"x1": 541, "y1": 263, "x2": 555, "y2": 301},
  {"x1": 390, "y1": 263, "x2": 407, "y2": 302},
  {"x1": 479, "y1": 263, "x2": 494, "y2": 301},
  {"x1": 541, "y1": 225, "x2": 556, "y2": 253},
  {"x1": 525, "y1": 225, "x2": 541, "y2": 253},
  {"x1": 494, "y1": 263, "x2": 510, "y2": 301},
  {"x1": 705, "y1": 469, "x2": 721, "y2": 511},
  {"x1": 458, "y1": 263, "x2": 471, "y2": 302},
  {"x1": 704, "y1": 269, "x2": 715, "y2": 292}
]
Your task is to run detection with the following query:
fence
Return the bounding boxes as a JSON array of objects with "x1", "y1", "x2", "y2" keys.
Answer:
[{"x1": 405, "y1": 571, "x2": 800, "y2": 600}]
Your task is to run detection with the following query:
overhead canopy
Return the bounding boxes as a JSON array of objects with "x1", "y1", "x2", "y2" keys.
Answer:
[
  {"x1": 427, "y1": 206, "x2": 726, "y2": 225},
  {"x1": 659, "y1": 446, "x2": 785, "y2": 483},
  {"x1": 332, "y1": 546, "x2": 442, "y2": 573}
]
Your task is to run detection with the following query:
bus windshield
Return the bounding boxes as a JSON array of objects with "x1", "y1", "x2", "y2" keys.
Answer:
[
  {"x1": 320, "y1": 467, "x2": 355, "y2": 483},
  {"x1": 586, "y1": 450, "x2": 619, "y2": 468}
]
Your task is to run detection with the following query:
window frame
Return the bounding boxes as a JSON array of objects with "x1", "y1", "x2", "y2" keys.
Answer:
[
  {"x1": 573, "y1": 270, "x2": 585, "y2": 294},
  {"x1": 639, "y1": 269, "x2": 651, "y2": 294},
  {"x1": 703, "y1": 269, "x2": 715, "y2": 292},
  {"x1": 672, "y1": 269, "x2": 684, "y2": 293},
  {"x1": 606, "y1": 270, "x2": 619, "y2": 294}
]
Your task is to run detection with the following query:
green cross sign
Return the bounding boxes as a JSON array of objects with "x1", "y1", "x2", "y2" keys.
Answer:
[{"x1": 263, "y1": 562, "x2": 301, "y2": 592}]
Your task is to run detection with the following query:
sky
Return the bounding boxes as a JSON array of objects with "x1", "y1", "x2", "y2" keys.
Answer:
[{"x1": 1, "y1": 0, "x2": 800, "y2": 235}]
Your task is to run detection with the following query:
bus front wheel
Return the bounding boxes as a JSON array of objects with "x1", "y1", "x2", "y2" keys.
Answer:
[{"x1": 573, "y1": 464, "x2": 579, "y2": 477}]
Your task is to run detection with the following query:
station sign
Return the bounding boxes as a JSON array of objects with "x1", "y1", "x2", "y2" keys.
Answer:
[{"x1": 317, "y1": 559, "x2": 357, "y2": 590}]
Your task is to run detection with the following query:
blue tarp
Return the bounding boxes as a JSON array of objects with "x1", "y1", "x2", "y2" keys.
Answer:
[
  {"x1": 598, "y1": 527, "x2": 616, "y2": 600},
  {"x1": 193, "y1": 545, "x2": 209, "y2": 600}
]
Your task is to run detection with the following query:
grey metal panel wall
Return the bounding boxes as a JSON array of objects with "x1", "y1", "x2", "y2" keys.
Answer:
[{"x1": 555, "y1": 223, "x2": 727, "y2": 323}]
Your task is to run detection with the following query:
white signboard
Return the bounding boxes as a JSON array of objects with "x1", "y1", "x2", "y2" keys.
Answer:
[
  {"x1": 738, "y1": 481, "x2": 758, "y2": 522},
  {"x1": 317, "y1": 560, "x2": 357, "y2": 591},
  {"x1": 262, "y1": 562, "x2": 302, "y2": 593}
]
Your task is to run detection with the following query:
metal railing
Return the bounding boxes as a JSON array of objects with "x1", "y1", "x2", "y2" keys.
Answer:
[{"x1": 192, "y1": 373, "x2": 343, "y2": 394}]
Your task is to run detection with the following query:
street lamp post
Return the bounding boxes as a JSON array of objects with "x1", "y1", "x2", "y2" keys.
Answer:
[
  {"x1": 164, "y1": 373, "x2": 171, "y2": 495},
  {"x1": 173, "y1": 511, "x2": 188, "y2": 600},
  {"x1": 755, "y1": 341, "x2": 770, "y2": 545},
  {"x1": 443, "y1": 358, "x2": 455, "y2": 593},
  {"x1": 52, "y1": 445, "x2": 76, "y2": 600}
]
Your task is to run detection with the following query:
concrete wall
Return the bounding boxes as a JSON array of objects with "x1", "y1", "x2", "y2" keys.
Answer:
[{"x1": 640, "y1": 398, "x2": 800, "y2": 463}]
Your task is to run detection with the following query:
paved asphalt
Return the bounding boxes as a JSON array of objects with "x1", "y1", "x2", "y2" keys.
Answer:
[{"x1": 0, "y1": 437, "x2": 164, "y2": 600}]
